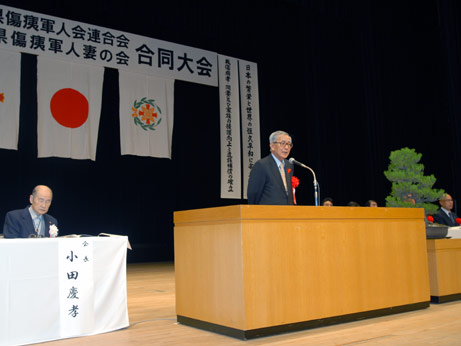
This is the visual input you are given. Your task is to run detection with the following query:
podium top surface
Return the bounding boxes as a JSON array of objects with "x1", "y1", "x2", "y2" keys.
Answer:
[{"x1": 174, "y1": 205, "x2": 425, "y2": 224}]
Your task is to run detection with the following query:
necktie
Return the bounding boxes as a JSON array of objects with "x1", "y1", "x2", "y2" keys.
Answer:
[
  {"x1": 279, "y1": 162, "x2": 287, "y2": 192},
  {"x1": 34, "y1": 216, "x2": 43, "y2": 236},
  {"x1": 449, "y1": 212, "x2": 455, "y2": 224}
]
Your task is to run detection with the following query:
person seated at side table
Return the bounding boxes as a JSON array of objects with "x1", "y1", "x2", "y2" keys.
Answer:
[
  {"x1": 365, "y1": 200, "x2": 378, "y2": 207},
  {"x1": 433, "y1": 193, "x2": 459, "y2": 227},
  {"x1": 3, "y1": 185, "x2": 58, "y2": 238},
  {"x1": 322, "y1": 197, "x2": 333, "y2": 206},
  {"x1": 347, "y1": 201, "x2": 360, "y2": 207}
]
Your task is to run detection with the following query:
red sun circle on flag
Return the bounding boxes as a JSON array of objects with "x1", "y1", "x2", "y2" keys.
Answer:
[{"x1": 50, "y1": 88, "x2": 89, "y2": 128}]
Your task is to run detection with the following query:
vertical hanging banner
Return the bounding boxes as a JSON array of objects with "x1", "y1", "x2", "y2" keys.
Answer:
[
  {"x1": 239, "y1": 60, "x2": 261, "y2": 199},
  {"x1": 119, "y1": 70, "x2": 174, "y2": 158},
  {"x1": 37, "y1": 56, "x2": 104, "y2": 160},
  {"x1": 58, "y1": 238, "x2": 94, "y2": 336},
  {"x1": 218, "y1": 55, "x2": 241, "y2": 199},
  {"x1": 0, "y1": 49, "x2": 20, "y2": 150}
]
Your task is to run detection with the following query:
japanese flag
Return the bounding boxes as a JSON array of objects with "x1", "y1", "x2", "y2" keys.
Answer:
[
  {"x1": 119, "y1": 70, "x2": 174, "y2": 158},
  {"x1": 0, "y1": 49, "x2": 21, "y2": 150},
  {"x1": 37, "y1": 56, "x2": 104, "y2": 160}
]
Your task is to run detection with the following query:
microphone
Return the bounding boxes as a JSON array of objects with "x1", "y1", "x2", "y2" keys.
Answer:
[
  {"x1": 288, "y1": 158, "x2": 320, "y2": 206},
  {"x1": 289, "y1": 158, "x2": 309, "y2": 169}
]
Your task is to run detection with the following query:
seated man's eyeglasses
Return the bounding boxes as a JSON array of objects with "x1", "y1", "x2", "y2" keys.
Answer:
[{"x1": 274, "y1": 141, "x2": 293, "y2": 148}]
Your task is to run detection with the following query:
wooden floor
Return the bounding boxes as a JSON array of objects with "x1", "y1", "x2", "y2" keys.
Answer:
[{"x1": 40, "y1": 262, "x2": 461, "y2": 346}]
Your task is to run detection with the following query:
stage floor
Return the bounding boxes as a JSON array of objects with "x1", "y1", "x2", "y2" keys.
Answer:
[{"x1": 40, "y1": 262, "x2": 461, "y2": 346}]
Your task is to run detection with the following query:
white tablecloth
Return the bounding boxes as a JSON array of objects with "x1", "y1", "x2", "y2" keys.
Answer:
[{"x1": 0, "y1": 237, "x2": 129, "y2": 346}]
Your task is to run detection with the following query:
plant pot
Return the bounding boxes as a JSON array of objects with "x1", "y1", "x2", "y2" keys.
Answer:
[{"x1": 426, "y1": 224, "x2": 448, "y2": 239}]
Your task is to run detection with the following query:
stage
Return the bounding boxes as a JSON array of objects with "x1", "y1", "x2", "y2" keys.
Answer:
[{"x1": 39, "y1": 262, "x2": 461, "y2": 346}]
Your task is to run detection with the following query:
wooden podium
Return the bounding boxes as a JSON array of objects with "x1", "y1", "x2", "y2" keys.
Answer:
[{"x1": 174, "y1": 205, "x2": 430, "y2": 339}]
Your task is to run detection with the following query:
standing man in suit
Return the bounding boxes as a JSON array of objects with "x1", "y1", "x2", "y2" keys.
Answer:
[
  {"x1": 433, "y1": 193, "x2": 459, "y2": 226},
  {"x1": 3, "y1": 185, "x2": 58, "y2": 238},
  {"x1": 247, "y1": 130, "x2": 295, "y2": 205}
]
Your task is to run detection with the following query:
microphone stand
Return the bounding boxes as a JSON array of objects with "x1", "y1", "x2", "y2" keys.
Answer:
[
  {"x1": 290, "y1": 158, "x2": 320, "y2": 206},
  {"x1": 307, "y1": 167, "x2": 320, "y2": 206},
  {"x1": 314, "y1": 179, "x2": 319, "y2": 206}
]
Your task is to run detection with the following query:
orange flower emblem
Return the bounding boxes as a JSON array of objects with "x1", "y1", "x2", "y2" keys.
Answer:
[
  {"x1": 131, "y1": 98, "x2": 163, "y2": 131},
  {"x1": 138, "y1": 104, "x2": 158, "y2": 125}
]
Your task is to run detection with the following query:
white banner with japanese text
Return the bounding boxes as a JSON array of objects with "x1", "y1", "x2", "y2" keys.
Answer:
[
  {"x1": 0, "y1": 49, "x2": 20, "y2": 150},
  {"x1": 0, "y1": 5, "x2": 217, "y2": 86},
  {"x1": 218, "y1": 55, "x2": 242, "y2": 198},
  {"x1": 58, "y1": 238, "x2": 95, "y2": 336},
  {"x1": 239, "y1": 60, "x2": 261, "y2": 199},
  {"x1": 0, "y1": 237, "x2": 128, "y2": 346}
]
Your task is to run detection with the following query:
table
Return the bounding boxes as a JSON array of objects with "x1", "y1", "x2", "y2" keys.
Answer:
[
  {"x1": 427, "y1": 238, "x2": 461, "y2": 303},
  {"x1": 0, "y1": 237, "x2": 129, "y2": 346}
]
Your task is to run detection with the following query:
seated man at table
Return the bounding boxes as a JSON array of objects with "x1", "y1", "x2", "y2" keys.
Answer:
[
  {"x1": 433, "y1": 193, "x2": 459, "y2": 227},
  {"x1": 3, "y1": 185, "x2": 58, "y2": 238}
]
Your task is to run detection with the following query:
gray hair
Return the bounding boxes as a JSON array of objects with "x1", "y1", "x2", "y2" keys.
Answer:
[{"x1": 269, "y1": 130, "x2": 290, "y2": 143}]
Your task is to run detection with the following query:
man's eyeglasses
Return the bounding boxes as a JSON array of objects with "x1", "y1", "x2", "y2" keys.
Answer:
[{"x1": 274, "y1": 141, "x2": 293, "y2": 148}]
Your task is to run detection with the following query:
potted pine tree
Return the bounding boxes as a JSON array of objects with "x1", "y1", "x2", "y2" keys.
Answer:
[{"x1": 384, "y1": 147, "x2": 447, "y2": 238}]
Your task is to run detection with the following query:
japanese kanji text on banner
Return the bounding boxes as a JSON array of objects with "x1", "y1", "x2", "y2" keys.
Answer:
[
  {"x1": 0, "y1": 5, "x2": 217, "y2": 87},
  {"x1": 239, "y1": 60, "x2": 261, "y2": 199},
  {"x1": 218, "y1": 55, "x2": 241, "y2": 198}
]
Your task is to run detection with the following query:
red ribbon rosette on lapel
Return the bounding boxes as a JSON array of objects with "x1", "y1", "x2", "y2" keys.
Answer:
[{"x1": 291, "y1": 176, "x2": 299, "y2": 205}]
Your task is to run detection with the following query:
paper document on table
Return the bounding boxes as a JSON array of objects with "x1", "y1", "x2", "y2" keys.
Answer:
[
  {"x1": 98, "y1": 233, "x2": 132, "y2": 250},
  {"x1": 447, "y1": 226, "x2": 461, "y2": 239}
]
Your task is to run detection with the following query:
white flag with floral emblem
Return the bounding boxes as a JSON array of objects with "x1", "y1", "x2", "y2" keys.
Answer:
[
  {"x1": 119, "y1": 70, "x2": 174, "y2": 158},
  {"x1": 0, "y1": 49, "x2": 21, "y2": 150}
]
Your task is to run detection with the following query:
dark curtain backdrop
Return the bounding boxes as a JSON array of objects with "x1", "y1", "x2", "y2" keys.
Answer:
[{"x1": 1, "y1": 0, "x2": 461, "y2": 262}]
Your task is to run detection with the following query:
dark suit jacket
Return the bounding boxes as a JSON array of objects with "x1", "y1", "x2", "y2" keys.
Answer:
[
  {"x1": 433, "y1": 208, "x2": 459, "y2": 227},
  {"x1": 247, "y1": 154, "x2": 294, "y2": 205},
  {"x1": 3, "y1": 206, "x2": 58, "y2": 238}
]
